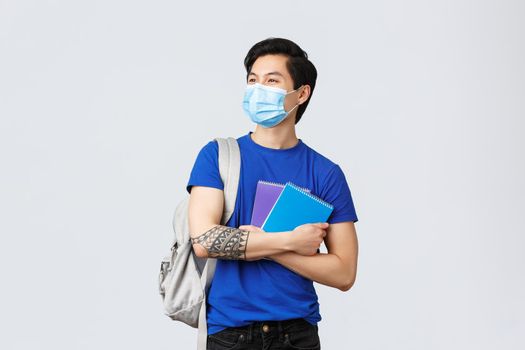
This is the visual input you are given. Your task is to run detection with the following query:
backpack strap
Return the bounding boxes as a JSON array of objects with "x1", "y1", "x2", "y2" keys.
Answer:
[
  {"x1": 216, "y1": 137, "x2": 241, "y2": 224},
  {"x1": 197, "y1": 136, "x2": 241, "y2": 350}
]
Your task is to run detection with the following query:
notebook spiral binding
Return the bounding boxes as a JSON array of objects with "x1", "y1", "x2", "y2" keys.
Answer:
[
  {"x1": 258, "y1": 180, "x2": 285, "y2": 187},
  {"x1": 258, "y1": 180, "x2": 310, "y2": 193},
  {"x1": 285, "y1": 181, "x2": 334, "y2": 209}
]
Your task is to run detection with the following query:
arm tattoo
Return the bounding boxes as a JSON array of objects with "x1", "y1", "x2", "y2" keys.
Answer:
[{"x1": 191, "y1": 225, "x2": 250, "y2": 260}]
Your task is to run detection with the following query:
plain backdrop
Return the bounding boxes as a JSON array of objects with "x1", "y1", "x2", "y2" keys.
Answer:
[{"x1": 1, "y1": 1, "x2": 524, "y2": 349}]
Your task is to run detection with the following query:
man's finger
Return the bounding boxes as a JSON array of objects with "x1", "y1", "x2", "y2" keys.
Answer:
[{"x1": 239, "y1": 225, "x2": 264, "y2": 232}]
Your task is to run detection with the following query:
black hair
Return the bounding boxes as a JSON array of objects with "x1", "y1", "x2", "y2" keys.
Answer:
[{"x1": 243, "y1": 37, "x2": 318, "y2": 124}]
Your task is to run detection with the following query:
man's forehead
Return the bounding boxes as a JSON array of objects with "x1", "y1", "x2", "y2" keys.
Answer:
[{"x1": 250, "y1": 55, "x2": 289, "y2": 75}]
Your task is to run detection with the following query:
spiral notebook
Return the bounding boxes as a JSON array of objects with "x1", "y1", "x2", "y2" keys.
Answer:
[
  {"x1": 261, "y1": 182, "x2": 334, "y2": 233},
  {"x1": 250, "y1": 180, "x2": 310, "y2": 227}
]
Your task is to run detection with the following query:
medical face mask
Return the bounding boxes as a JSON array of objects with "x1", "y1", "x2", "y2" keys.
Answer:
[{"x1": 242, "y1": 83, "x2": 301, "y2": 128}]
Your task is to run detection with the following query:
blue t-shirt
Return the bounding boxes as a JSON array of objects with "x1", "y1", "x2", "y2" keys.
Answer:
[{"x1": 186, "y1": 131, "x2": 358, "y2": 335}]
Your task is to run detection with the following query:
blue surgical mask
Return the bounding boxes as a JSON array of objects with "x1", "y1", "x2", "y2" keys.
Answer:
[{"x1": 242, "y1": 83, "x2": 301, "y2": 128}]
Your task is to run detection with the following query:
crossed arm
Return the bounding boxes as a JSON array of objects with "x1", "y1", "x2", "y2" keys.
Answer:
[
  {"x1": 263, "y1": 221, "x2": 358, "y2": 291},
  {"x1": 188, "y1": 185, "x2": 358, "y2": 291}
]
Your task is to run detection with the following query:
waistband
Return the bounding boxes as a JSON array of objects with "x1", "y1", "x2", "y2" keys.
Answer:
[{"x1": 217, "y1": 318, "x2": 317, "y2": 343}]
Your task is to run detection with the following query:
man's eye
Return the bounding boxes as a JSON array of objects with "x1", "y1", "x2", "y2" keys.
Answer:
[{"x1": 268, "y1": 79, "x2": 278, "y2": 83}]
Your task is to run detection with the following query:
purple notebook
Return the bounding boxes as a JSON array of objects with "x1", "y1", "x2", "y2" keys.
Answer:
[{"x1": 250, "y1": 180, "x2": 310, "y2": 227}]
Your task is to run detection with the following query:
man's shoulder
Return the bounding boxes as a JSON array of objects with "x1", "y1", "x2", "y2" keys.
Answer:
[
  {"x1": 196, "y1": 138, "x2": 218, "y2": 154},
  {"x1": 303, "y1": 142, "x2": 338, "y2": 171}
]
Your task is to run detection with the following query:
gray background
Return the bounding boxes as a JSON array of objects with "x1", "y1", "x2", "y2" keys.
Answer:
[{"x1": 1, "y1": 0, "x2": 524, "y2": 349}]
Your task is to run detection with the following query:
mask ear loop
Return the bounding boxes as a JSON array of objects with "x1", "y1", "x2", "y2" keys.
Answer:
[
  {"x1": 285, "y1": 103, "x2": 299, "y2": 114},
  {"x1": 285, "y1": 84, "x2": 304, "y2": 95},
  {"x1": 284, "y1": 85, "x2": 303, "y2": 113}
]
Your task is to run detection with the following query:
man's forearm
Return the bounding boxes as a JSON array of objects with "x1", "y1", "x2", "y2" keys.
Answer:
[
  {"x1": 191, "y1": 224, "x2": 291, "y2": 261},
  {"x1": 270, "y1": 252, "x2": 355, "y2": 291}
]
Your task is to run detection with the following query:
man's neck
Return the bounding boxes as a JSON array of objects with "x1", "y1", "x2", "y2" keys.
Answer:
[{"x1": 251, "y1": 125, "x2": 299, "y2": 150}]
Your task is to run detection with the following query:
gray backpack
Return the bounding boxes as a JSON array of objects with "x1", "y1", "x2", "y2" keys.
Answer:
[{"x1": 158, "y1": 137, "x2": 241, "y2": 350}]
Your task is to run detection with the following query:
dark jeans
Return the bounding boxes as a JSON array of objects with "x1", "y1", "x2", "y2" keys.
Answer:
[{"x1": 206, "y1": 318, "x2": 321, "y2": 350}]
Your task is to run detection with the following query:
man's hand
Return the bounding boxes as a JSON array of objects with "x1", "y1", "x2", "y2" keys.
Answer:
[{"x1": 289, "y1": 222, "x2": 329, "y2": 255}]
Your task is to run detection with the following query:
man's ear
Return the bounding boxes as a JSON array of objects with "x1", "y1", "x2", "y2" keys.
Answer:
[{"x1": 298, "y1": 84, "x2": 311, "y2": 105}]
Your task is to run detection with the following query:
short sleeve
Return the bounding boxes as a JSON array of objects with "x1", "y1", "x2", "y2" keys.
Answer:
[
  {"x1": 319, "y1": 164, "x2": 358, "y2": 224},
  {"x1": 186, "y1": 140, "x2": 224, "y2": 194}
]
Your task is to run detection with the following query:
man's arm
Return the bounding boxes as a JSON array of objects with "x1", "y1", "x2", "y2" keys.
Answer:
[
  {"x1": 268, "y1": 221, "x2": 359, "y2": 291},
  {"x1": 188, "y1": 186, "x2": 326, "y2": 261}
]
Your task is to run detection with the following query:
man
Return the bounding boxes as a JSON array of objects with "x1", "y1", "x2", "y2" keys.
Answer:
[{"x1": 187, "y1": 37, "x2": 359, "y2": 350}]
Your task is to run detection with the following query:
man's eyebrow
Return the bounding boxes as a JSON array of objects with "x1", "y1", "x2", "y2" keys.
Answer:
[{"x1": 248, "y1": 71, "x2": 285, "y2": 77}]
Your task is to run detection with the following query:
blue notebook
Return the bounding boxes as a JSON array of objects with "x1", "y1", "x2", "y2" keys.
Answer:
[{"x1": 261, "y1": 182, "x2": 334, "y2": 232}]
